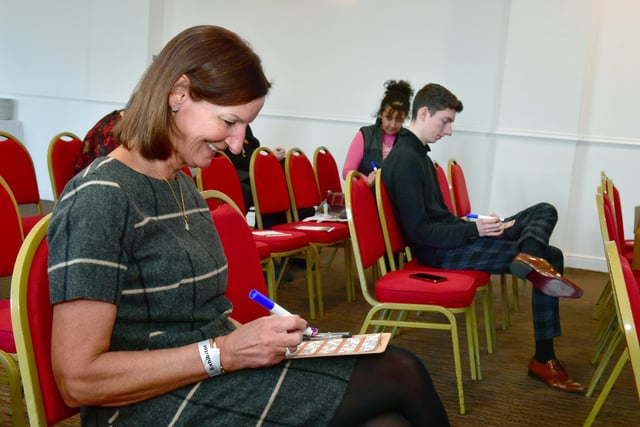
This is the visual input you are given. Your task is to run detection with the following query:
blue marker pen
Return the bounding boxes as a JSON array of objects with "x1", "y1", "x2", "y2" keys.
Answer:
[
  {"x1": 370, "y1": 161, "x2": 378, "y2": 171},
  {"x1": 466, "y1": 213, "x2": 504, "y2": 222},
  {"x1": 249, "y1": 289, "x2": 314, "y2": 335}
]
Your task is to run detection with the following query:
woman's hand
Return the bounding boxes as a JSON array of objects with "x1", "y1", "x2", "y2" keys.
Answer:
[
  {"x1": 475, "y1": 215, "x2": 505, "y2": 237},
  {"x1": 215, "y1": 315, "x2": 308, "y2": 371},
  {"x1": 272, "y1": 146, "x2": 286, "y2": 160},
  {"x1": 366, "y1": 169, "x2": 377, "y2": 186}
]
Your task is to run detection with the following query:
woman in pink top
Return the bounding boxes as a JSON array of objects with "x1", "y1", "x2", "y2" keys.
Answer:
[{"x1": 342, "y1": 80, "x2": 413, "y2": 186}]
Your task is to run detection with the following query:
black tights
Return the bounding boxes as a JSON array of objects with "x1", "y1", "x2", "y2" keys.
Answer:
[{"x1": 328, "y1": 346, "x2": 450, "y2": 427}]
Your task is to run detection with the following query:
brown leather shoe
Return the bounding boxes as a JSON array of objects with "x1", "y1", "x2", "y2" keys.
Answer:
[
  {"x1": 528, "y1": 358, "x2": 587, "y2": 393},
  {"x1": 510, "y1": 253, "x2": 583, "y2": 298}
]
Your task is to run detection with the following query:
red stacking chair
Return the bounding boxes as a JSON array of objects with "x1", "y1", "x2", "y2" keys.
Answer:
[
  {"x1": 210, "y1": 201, "x2": 273, "y2": 324},
  {"x1": 346, "y1": 170, "x2": 480, "y2": 415},
  {"x1": 0, "y1": 176, "x2": 32, "y2": 425},
  {"x1": 449, "y1": 158, "x2": 520, "y2": 328},
  {"x1": 47, "y1": 131, "x2": 82, "y2": 200},
  {"x1": 0, "y1": 131, "x2": 42, "y2": 214},
  {"x1": 602, "y1": 173, "x2": 634, "y2": 262},
  {"x1": 584, "y1": 240, "x2": 640, "y2": 426},
  {"x1": 249, "y1": 147, "x2": 325, "y2": 318},
  {"x1": 196, "y1": 152, "x2": 247, "y2": 214},
  {"x1": 313, "y1": 145, "x2": 342, "y2": 198},
  {"x1": 285, "y1": 147, "x2": 353, "y2": 302},
  {"x1": 10, "y1": 214, "x2": 80, "y2": 426},
  {"x1": 200, "y1": 189, "x2": 276, "y2": 303},
  {"x1": 375, "y1": 170, "x2": 495, "y2": 354},
  {"x1": 434, "y1": 161, "x2": 455, "y2": 214},
  {"x1": 588, "y1": 185, "x2": 636, "y2": 397}
]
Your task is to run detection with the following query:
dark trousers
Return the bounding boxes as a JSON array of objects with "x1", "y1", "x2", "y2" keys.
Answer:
[{"x1": 424, "y1": 202, "x2": 562, "y2": 340}]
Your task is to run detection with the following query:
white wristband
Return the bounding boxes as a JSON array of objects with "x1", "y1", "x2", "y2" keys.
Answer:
[{"x1": 198, "y1": 339, "x2": 223, "y2": 377}]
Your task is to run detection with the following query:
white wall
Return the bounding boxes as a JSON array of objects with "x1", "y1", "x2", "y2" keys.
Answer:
[{"x1": 1, "y1": 0, "x2": 639, "y2": 271}]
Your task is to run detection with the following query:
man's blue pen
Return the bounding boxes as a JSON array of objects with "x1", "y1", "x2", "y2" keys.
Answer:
[
  {"x1": 370, "y1": 161, "x2": 378, "y2": 171},
  {"x1": 249, "y1": 289, "x2": 314, "y2": 335},
  {"x1": 466, "y1": 213, "x2": 504, "y2": 222}
]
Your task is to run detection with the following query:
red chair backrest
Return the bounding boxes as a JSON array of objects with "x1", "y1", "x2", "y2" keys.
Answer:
[
  {"x1": 48, "y1": 132, "x2": 82, "y2": 200},
  {"x1": 197, "y1": 152, "x2": 247, "y2": 214},
  {"x1": 250, "y1": 147, "x2": 292, "y2": 216},
  {"x1": 434, "y1": 162, "x2": 455, "y2": 214},
  {"x1": 448, "y1": 159, "x2": 471, "y2": 217},
  {"x1": 346, "y1": 172, "x2": 386, "y2": 269},
  {"x1": 612, "y1": 183, "x2": 627, "y2": 244},
  {"x1": 376, "y1": 173, "x2": 408, "y2": 255},
  {"x1": 0, "y1": 176, "x2": 24, "y2": 276},
  {"x1": 14, "y1": 216, "x2": 79, "y2": 424},
  {"x1": 603, "y1": 192, "x2": 624, "y2": 254},
  {"x1": 0, "y1": 131, "x2": 40, "y2": 206},
  {"x1": 313, "y1": 146, "x2": 342, "y2": 198},
  {"x1": 620, "y1": 255, "x2": 640, "y2": 336},
  {"x1": 211, "y1": 203, "x2": 269, "y2": 323},
  {"x1": 286, "y1": 148, "x2": 322, "y2": 215}
]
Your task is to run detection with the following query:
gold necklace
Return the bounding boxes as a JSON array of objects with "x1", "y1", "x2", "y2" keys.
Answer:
[
  {"x1": 164, "y1": 175, "x2": 190, "y2": 231},
  {"x1": 150, "y1": 162, "x2": 190, "y2": 231}
]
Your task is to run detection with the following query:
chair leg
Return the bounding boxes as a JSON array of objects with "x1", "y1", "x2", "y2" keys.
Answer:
[
  {"x1": 586, "y1": 329, "x2": 622, "y2": 397},
  {"x1": 500, "y1": 274, "x2": 511, "y2": 330},
  {"x1": 592, "y1": 280, "x2": 612, "y2": 320},
  {"x1": 448, "y1": 314, "x2": 466, "y2": 415},
  {"x1": 511, "y1": 275, "x2": 520, "y2": 311},
  {"x1": 583, "y1": 349, "x2": 629, "y2": 427},
  {"x1": 478, "y1": 282, "x2": 496, "y2": 354},
  {"x1": 0, "y1": 351, "x2": 26, "y2": 426},
  {"x1": 465, "y1": 302, "x2": 482, "y2": 381},
  {"x1": 591, "y1": 310, "x2": 617, "y2": 364},
  {"x1": 263, "y1": 257, "x2": 277, "y2": 301}
]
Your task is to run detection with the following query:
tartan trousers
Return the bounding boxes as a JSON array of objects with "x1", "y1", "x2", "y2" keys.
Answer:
[{"x1": 428, "y1": 202, "x2": 562, "y2": 340}]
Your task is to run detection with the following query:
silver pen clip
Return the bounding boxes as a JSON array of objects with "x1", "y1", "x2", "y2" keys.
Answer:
[{"x1": 304, "y1": 331, "x2": 353, "y2": 341}]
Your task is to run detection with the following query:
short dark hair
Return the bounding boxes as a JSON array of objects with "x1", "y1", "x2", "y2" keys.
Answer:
[
  {"x1": 411, "y1": 83, "x2": 463, "y2": 120},
  {"x1": 114, "y1": 25, "x2": 271, "y2": 160}
]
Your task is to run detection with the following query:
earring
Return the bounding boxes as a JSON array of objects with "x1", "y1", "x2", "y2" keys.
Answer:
[{"x1": 171, "y1": 105, "x2": 180, "y2": 113}]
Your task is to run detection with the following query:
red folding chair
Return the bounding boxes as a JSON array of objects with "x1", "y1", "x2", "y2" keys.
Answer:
[
  {"x1": 0, "y1": 131, "x2": 42, "y2": 214},
  {"x1": 285, "y1": 147, "x2": 353, "y2": 302},
  {"x1": 346, "y1": 170, "x2": 480, "y2": 415},
  {"x1": 375, "y1": 170, "x2": 495, "y2": 354},
  {"x1": 201, "y1": 190, "x2": 276, "y2": 304},
  {"x1": 313, "y1": 145, "x2": 343, "y2": 198},
  {"x1": 434, "y1": 161, "x2": 455, "y2": 214},
  {"x1": 250, "y1": 147, "x2": 334, "y2": 318},
  {"x1": 47, "y1": 131, "x2": 82, "y2": 200},
  {"x1": 210, "y1": 201, "x2": 273, "y2": 324},
  {"x1": 11, "y1": 214, "x2": 80, "y2": 425},
  {"x1": 197, "y1": 152, "x2": 247, "y2": 214},
  {"x1": 584, "y1": 240, "x2": 640, "y2": 426}
]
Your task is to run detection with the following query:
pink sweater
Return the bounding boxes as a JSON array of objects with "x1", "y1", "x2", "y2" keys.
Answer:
[{"x1": 342, "y1": 130, "x2": 396, "y2": 179}]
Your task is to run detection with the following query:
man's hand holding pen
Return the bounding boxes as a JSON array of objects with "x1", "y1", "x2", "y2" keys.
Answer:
[{"x1": 475, "y1": 214, "x2": 505, "y2": 237}]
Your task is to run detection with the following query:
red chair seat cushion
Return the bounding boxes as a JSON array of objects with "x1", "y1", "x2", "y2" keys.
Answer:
[
  {"x1": 273, "y1": 222, "x2": 350, "y2": 243},
  {"x1": 402, "y1": 259, "x2": 491, "y2": 287},
  {"x1": 252, "y1": 230, "x2": 310, "y2": 253},
  {"x1": 254, "y1": 240, "x2": 271, "y2": 260},
  {"x1": 0, "y1": 300, "x2": 16, "y2": 353},
  {"x1": 375, "y1": 270, "x2": 476, "y2": 309}
]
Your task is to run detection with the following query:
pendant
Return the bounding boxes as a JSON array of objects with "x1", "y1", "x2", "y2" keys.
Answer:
[{"x1": 185, "y1": 222, "x2": 190, "y2": 232}]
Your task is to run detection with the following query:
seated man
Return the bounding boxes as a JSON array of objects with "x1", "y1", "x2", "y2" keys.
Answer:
[{"x1": 382, "y1": 82, "x2": 586, "y2": 393}]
